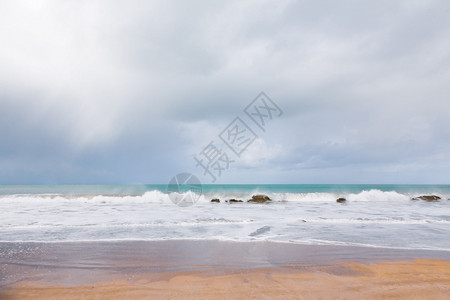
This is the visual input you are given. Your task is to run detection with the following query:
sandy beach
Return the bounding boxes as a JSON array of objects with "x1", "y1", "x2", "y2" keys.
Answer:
[
  {"x1": 1, "y1": 241, "x2": 449, "y2": 299},
  {"x1": 2, "y1": 0, "x2": 450, "y2": 298}
]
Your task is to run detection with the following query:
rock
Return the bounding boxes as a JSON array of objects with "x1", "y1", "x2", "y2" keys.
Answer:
[
  {"x1": 248, "y1": 194, "x2": 271, "y2": 203},
  {"x1": 411, "y1": 195, "x2": 441, "y2": 202},
  {"x1": 336, "y1": 197, "x2": 346, "y2": 203},
  {"x1": 211, "y1": 198, "x2": 220, "y2": 203},
  {"x1": 227, "y1": 199, "x2": 243, "y2": 203}
]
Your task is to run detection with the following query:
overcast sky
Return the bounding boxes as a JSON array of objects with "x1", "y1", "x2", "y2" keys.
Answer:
[{"x1": 1, "y1": 0, "x2": 450, "y2": 184}]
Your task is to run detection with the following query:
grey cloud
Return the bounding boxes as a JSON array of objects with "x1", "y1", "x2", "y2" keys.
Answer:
[{"x1": 1, "y1": 0, "x2": 450, "y2": 184}]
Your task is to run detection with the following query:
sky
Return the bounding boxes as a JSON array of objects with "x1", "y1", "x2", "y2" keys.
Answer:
[{"x1": 1, "y1": 0, "x2": 450, "y2": 184}]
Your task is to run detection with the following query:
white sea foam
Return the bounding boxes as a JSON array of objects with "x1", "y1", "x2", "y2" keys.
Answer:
[
  {"x1": 1, "y1": 189, "x2": 449, "y2": 250},
  {"x1": 0, "y1": 189, "x2": 441, "y2": 203}
]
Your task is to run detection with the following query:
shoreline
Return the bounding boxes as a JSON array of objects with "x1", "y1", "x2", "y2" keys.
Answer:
[
  {"x1": 1, "y1": 238, "x2": 450, "y2": 251},
  {"x1": 1, "y1": 240, "x2": 450, "y2": 299}
]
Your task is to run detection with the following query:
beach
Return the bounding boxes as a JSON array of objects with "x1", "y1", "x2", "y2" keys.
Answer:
[
  {"x1": 2, "y1": 0, "x2": 450, "y2": 297},
  {"x1": 1, "y1": 240, "x2": 450, "y2": 299},
  {"x1": 1, "y1": 185, "x2": 450, "y2": 298}
]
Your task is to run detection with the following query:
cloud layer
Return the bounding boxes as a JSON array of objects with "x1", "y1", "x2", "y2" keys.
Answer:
[{"x1": 1, "y1": 0, "x2": 450, "y2": 184}]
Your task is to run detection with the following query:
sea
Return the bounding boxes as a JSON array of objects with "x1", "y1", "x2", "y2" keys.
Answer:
[{"x1": 1, "y1": 184, "x2": 449, "y2": 251}]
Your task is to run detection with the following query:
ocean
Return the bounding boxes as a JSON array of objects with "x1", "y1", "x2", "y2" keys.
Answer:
[{"x1": 1, "y1": 184, "x2": 449, "y2": 250}]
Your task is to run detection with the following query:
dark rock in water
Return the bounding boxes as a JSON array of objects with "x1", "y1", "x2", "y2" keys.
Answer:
[
  {"x1": 249, "y1": 226, "x2": 271, "y2": 236},
  {"x1": 336, "y1": 197, "x2": 346, "y2": 203},
  {"x1": 411, "y1": 195, "x2": 441, "y2": 202},
  {"x1": 248, "y1": 194, "x2": 271, "y2": 203},
  {"x1": 227, "y1": 199, "x2": 243, "y2": 203},
  {"x1": 211, "y1": 198, "x2": 220, "y2": 203}
]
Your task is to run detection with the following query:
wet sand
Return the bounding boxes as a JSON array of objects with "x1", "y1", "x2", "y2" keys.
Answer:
[{"x1": 1, "y1": 241, "x2": 450, "y2": 299}]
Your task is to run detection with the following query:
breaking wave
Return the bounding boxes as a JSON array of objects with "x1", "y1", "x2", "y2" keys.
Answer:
[{"x1": 0, "y1": 189, "x2": 447, "y2": 204}]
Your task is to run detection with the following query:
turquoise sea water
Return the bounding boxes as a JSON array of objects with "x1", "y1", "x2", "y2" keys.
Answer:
[
  {"x1": 1, "y1": 184, "x2": 450, "y2": 196},
  {"x1": 0, "y1": 184, "x2": 449, "y2": 250}
]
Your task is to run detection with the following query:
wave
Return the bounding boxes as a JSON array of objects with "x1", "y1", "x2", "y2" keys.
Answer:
[
  {"x1": 4, "y1": 217, "x2": 448, "y2": 231},
  {"x1": 1, "y1": 218, "x2": 256, "y2": 229},
  {"x1": 0, "y1": 237, "x2": 449, "y2": 252},
  {"x1": 0, "y1": 189, "x2": 448, "y2": 204},
  {"x1": 293, "y1": 218, "x2": 450, "y2": 225}
]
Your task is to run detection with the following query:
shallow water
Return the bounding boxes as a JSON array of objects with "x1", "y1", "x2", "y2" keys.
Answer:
[{"x1": 1, "y1": 185, "x2": 449, "y2": 250}]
